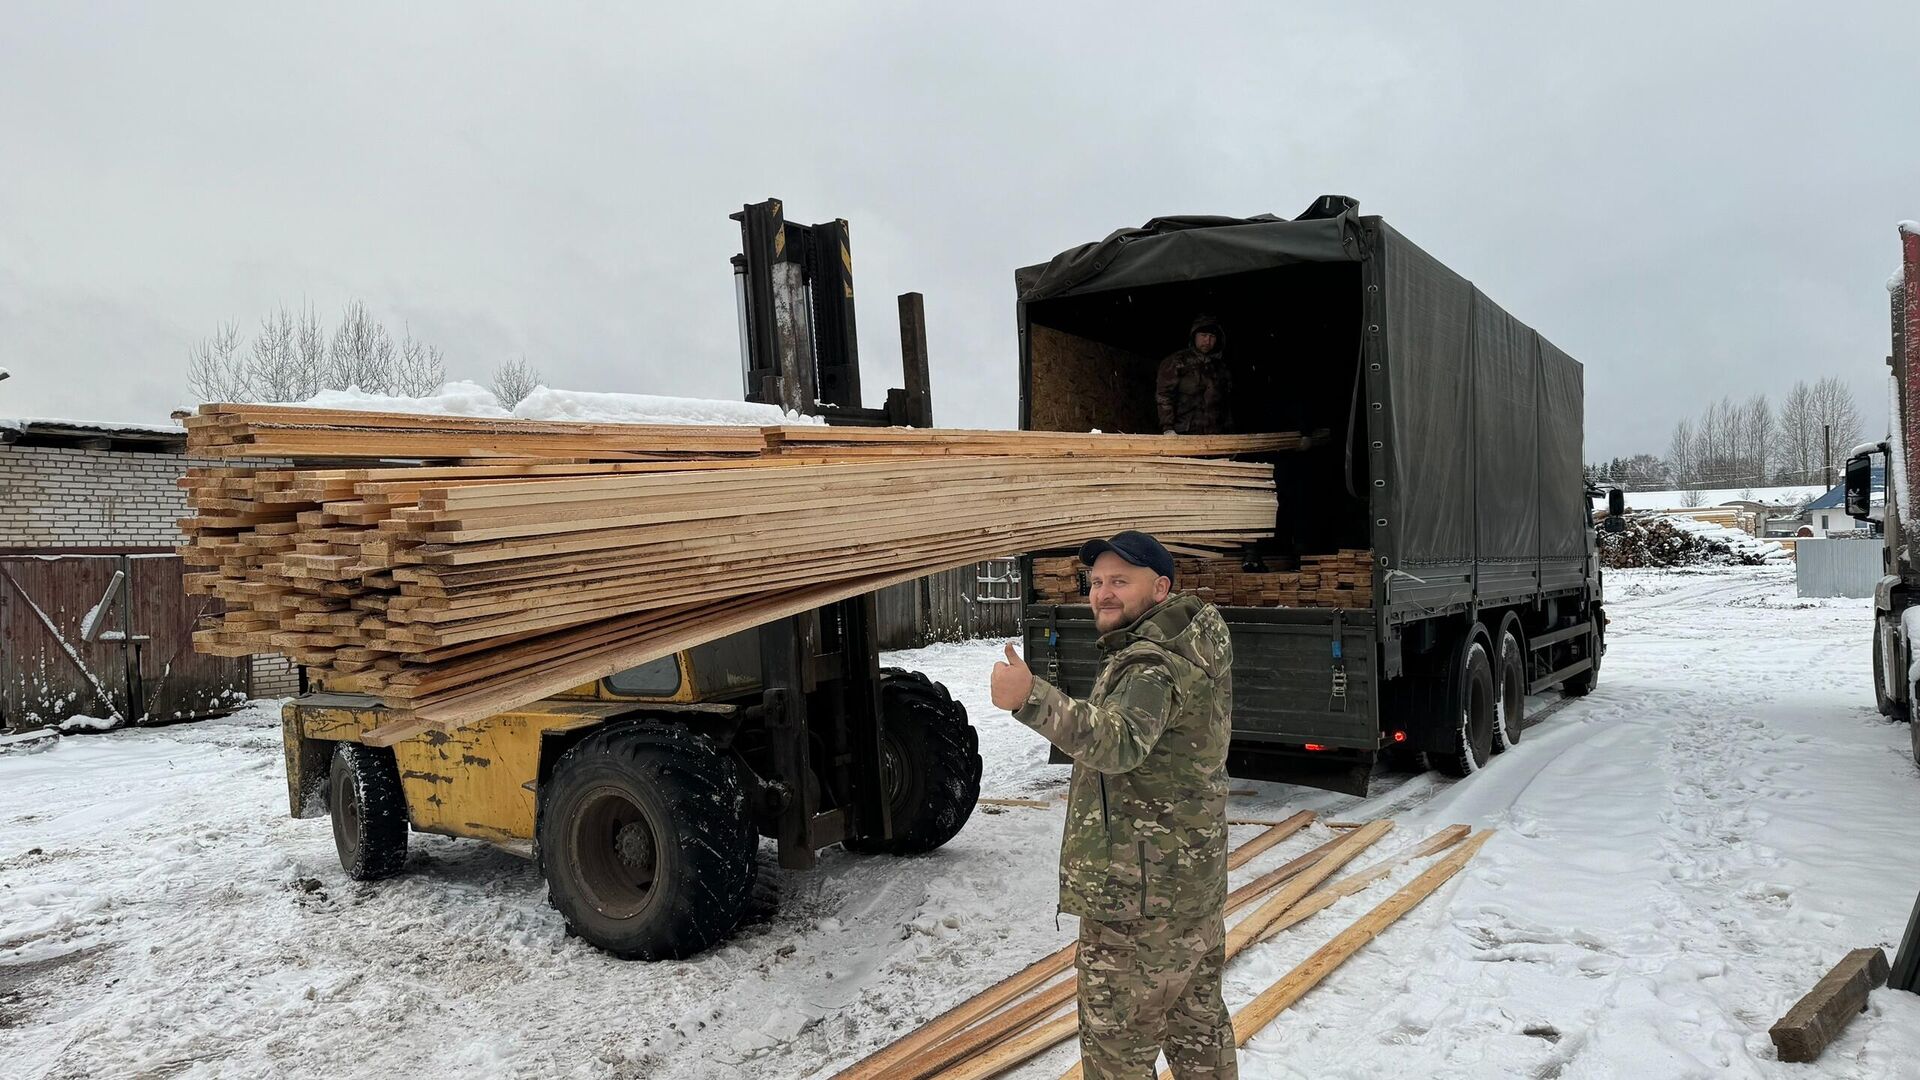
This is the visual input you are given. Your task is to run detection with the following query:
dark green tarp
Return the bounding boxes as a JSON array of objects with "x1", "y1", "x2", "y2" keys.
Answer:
[
  {"x1": 1017, "y1": 209, "x2": 1587, "y2": 603},
  {"x1": 1015, "y1": 212, "x2": 1364, "y2": 302}
]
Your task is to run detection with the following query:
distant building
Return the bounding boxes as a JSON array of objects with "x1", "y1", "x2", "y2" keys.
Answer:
[{"x1": 0, "y1": 418, "x2": 297, "y2": 732}]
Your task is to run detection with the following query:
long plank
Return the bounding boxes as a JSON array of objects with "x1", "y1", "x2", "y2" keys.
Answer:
[
  {"x1": 918, "y1": 827, "x2": 1385, "y2": 1080},
  {"x1": 828, "y1": 815, "x2": 1314, "y2": 1080},
  {"x1": 1210, "y1": 831, "x2": 1496, "y2": 1058}
]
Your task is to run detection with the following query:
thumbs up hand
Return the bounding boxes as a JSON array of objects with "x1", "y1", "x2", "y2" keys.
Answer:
[{"x1": 990, "y1": 642, "x2": 1035, "y2": 712}]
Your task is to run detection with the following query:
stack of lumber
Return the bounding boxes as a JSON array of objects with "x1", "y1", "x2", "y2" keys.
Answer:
[
  {"x1": 182, "y1": 404, "x2": 1283, "y2": 743},
  {"x1": 1031, "y1": 548, "x2": 1375, "y2": 609},
  {"x1": 185, "y1": 403, "x2": 1303, "y2": 463},
  {"x1": 829, "y1": 813, "x2": 1494, "y2": 1080}
]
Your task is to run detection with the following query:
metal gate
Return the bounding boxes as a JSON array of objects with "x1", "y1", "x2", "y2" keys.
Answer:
[
  {"x1": 1795, "y1": 538, "x2": 1883, "y2": 598},
  {"x1": 0, "y1": 553, "x2": 248, "y2": 732}
]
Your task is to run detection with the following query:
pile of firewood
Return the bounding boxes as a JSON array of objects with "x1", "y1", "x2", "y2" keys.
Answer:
[{"x1": 1598, "y1": 516, "x2": 1780, "y2": 569}]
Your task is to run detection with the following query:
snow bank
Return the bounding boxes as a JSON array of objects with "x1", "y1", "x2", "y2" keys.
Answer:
[
  {"x1": 294, "y1": 381, "x2": 511, "y2": 417},
  {"x1": 278, "y1": 381, "x2": 822, "y2": 426}
]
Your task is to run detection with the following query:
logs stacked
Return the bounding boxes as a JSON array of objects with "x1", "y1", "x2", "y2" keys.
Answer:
[{"x1": 182, "y1": 404, "x2": 1282, "y2": 742}]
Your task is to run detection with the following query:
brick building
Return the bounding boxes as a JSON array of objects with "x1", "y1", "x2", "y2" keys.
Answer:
[{"x1": 1, "y1": 418, "x2": 298, "y2": 729}]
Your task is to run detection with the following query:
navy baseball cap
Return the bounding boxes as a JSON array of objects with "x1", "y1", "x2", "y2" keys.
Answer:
[{"x1": 1078, "y1": 530, "x2": 1176, "y2": 584}]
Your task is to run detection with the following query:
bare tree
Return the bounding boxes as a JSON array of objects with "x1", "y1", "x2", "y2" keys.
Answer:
[
  {"x1": 1808, "y1": 375, "x2": 1862, "y2": 485},
  {"x1": 187, "y1": 321, "x2": 247, "y2": 402},
  {"x1": 242, "y1": 306, "x2": 319, "y2": 402},
  {"x1": 1778, "y1": 380, "x2": 1819, "y2": 484},
  {"x1": 1696, "y1": 396, "x2": 1741, "y2": 487},
  {"x1": 1668, "y1": 418, "x2": 1699, "y2": 489},
  {"x1": 393, "y1": 325, "x2": 446, "y2": 397},
  {"x1": 491, "y1": 356, "x2": 544, "y2": 408},
  {"x1": 327, "y1": 301, "x2": 395, "y2": 393},
  {"x1": 1740, "y1": 394, "x2": 1774, "y2": 488},
  {"x1": 185, "y1": 299, "x2": 455, "y2": 404}
]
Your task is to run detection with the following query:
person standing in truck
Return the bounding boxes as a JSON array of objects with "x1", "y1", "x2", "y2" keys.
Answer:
[
  {"x1": 990, "y1": 531, "x2": 1237, "y2": 1080},
  {"x1": 1156, "y1": 314, "x2": 1233, "y2": 435}
]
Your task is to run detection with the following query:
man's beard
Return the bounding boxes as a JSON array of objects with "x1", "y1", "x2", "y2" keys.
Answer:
[{"x1": 1093, "y1": 599, "x2": 1147, "y2": 633}]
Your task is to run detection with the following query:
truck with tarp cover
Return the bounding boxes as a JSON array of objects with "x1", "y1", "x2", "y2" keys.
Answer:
[{"x1": 1016, "y1": 197, "x2": 1604, "y2": 794}]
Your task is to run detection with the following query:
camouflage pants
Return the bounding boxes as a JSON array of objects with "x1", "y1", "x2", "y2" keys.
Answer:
[{"x1": 1075, "y1": 912, "x2": 1237, "y2": 1080}]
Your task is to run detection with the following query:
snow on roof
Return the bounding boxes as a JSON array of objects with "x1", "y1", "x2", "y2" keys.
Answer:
[
  {"x1": 281, "y1": 381, "x2": 823, "y2": 426},
  {"x1": 1615, "y1": 485, "x2": 1825, "y2": 511},
  {"x1": 0, "y1": 415, "x2": 184, "y2": 437},
  {"x1": 1901, "y1": 220, "x2": 1920, "y2": 236}
]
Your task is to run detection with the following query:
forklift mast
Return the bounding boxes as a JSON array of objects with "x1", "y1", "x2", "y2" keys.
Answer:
[
  {"x1": 732, "y1": 197, "x2": 934, "y2": 428},
  {"x1": 731, "y1": 198, "x2": 937, "y2": 868}
]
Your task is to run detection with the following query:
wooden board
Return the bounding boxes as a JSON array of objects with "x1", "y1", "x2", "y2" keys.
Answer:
[{"x1": 1768, "y1": 947, "x2": 1891, "y2": 1063}]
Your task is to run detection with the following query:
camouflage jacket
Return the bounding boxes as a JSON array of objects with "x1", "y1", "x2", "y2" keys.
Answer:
[
  {"x1": 1155, "y1": 349, "x2": 1233, "y2": 435},
  {"x1": 1014, "y1": 594, "x2": 1233, "y2": 921}
]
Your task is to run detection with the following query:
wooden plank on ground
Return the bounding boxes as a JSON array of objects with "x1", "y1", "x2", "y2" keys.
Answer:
[{"x1": 1768, "y1": 947, "x2": 1892, "y2": 1063}]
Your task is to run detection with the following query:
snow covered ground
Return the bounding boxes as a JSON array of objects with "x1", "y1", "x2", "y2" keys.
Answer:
[{"x1": 4, "y1": 565, "x2": 1920, "y2": 1078}]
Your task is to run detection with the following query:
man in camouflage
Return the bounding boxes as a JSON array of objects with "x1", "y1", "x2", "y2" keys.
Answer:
[
  {"x1": 1156, "y1": 314, "x2": 1233, "y2": 436},
  {"x1": 990, "y1": 530, "x2": 1236, "y2": 1079}
]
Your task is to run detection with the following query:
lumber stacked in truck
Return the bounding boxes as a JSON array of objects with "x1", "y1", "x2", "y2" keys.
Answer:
[
  {"x1": 1030, "y1": 548, "x2": 1374, "y2": 609},
  {"x1": 181, "y1": 405, "x2": 1282, "y2": 741}
]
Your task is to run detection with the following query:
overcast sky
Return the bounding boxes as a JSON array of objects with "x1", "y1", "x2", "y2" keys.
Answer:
[{"x1": 2, "y1": 3, "x2": 1915, "y2": 461}]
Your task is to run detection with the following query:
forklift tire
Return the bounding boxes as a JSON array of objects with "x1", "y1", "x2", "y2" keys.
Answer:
[
  {"x1": 740, "y1": 841, "x2": 782, "y2": 926},
  {"x1": 1562, "y1": 615, "x2": 1603, "y2": 697},
  {"x1": 846, "y1": 670, "x2": 982, "y2": 856},
  {"x1": 1431, "y1": 631, "x2": 1496, "y2": 779},
  {"x1": 1491, "y1": 615, "x2": 1527, "y2": 753},
  {"x1": 329, "y1": 743, "x2": 409, "y2": 881},
  {"x1": 537, "y1": 722, "x2": 756, "y2": 961}
]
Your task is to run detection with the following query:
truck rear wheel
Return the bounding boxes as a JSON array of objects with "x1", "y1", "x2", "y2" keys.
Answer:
[
  {"x1": 846, "y1": 669, "x2": 982, "y2": 856},
  {"x1": 1492, "y1": 616, "x2": 1527, "y2": 753},
  {"x1": 1432, "y1": 633, "x2": 1496, "y2": 778},
  {"x1": 1874, "y1": 618, "x2": 1909, "y2": 721},
  {"x1": 329, "y1": 743, "x2": 409, "y2": 881},
  {"x1": 537, "y1": 722, "x2": 756, "y2": 960},
  {"x1": 1562, "y1": 614, "x2": 1603, "y2": 697}
]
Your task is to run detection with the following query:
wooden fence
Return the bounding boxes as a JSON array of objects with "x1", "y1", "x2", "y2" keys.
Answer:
[{"x1": 874, "y1": 557, "x2": 1023, "y2": 649}]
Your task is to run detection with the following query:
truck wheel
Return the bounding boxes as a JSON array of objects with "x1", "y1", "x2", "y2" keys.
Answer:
[
  {"x1": 1491, "y1": 616, "x2": 1527, "y2": 753},
  {"x1": 537, "y1": 723, "x2": 756, "y2": 960},
  {"x1": 1874, "y1": 619, "x2": 1910, "y2": 721},
  {"x1": 846, "y1": 669, "x2": 982, "y2": 856},
  {"x1": 329, "y1": 743, "x2": 409, "y2": 881},
  {"x1": 1432, "y1": 633, "x2": 1496, "y2": 778},
  {"x1": 1562, "y1": 615, "x2": 1603, "y2": 697}
]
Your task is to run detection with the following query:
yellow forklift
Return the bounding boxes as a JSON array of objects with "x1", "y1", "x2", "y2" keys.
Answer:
[{"x1": 279, "y1": 200, "x2": 980, "y2": 960}]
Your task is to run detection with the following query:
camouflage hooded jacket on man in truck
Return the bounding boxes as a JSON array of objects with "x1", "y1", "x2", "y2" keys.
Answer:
[
  {"x1": 1155, "y1": 314, "x2": 1233, "y2": 435},
  {"x1": 991, "y1": 530, "x2": 1237, "y2": 1078}
]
